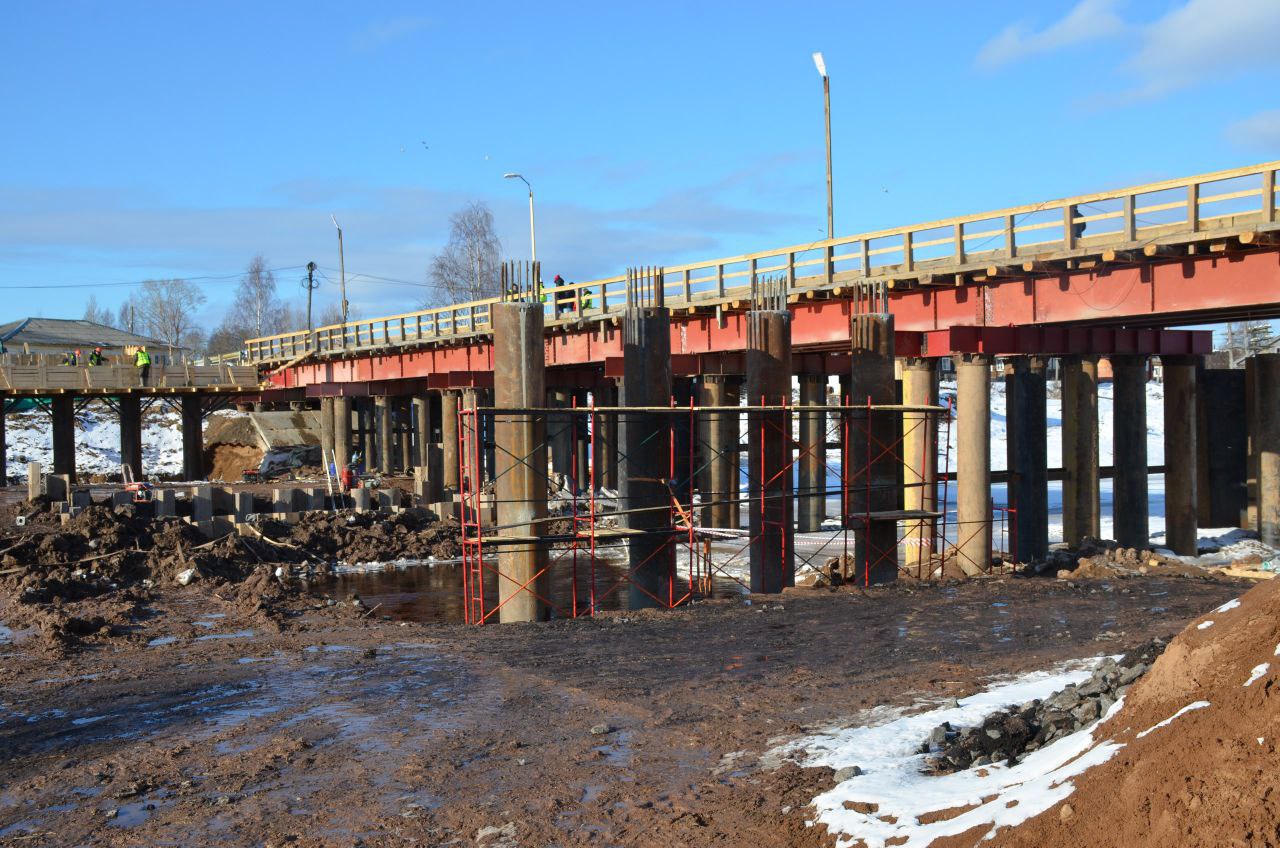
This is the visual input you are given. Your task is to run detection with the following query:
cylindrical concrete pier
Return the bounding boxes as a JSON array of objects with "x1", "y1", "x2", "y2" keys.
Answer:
[
  {"x1": 51, "y1": 395, "x2": 76, "y2": 482},
  {"x1": 440, "y1": 390, "x2": 459, "y2": 492},
  {"x1": 699, "y1": 374, "x2": 741, "y2": 528},
  {"x1": 1111, "y1": 354, "x2": 1149, "y2": 549},
  {"x1": 593, "y1": 380, "x2": 619, "y2": 492},
  {"x1": 1255, "y1": 353, "x2": 1280, "y2": 545},
  {"x1": 956, "y1": 354, "x2": 991, "y2": 576},
  {"x1": 622, "y1": 305, "x2": 674, "y2": 608},
  {"x1": 414, "y1": 395, "x2": 430, "y2": 468},
  {"x1": 573, "y1": 389, "x2": 590, "y2": 493},
  {"x1": 119, "y1": 394, "x2": 143, "y2": 481},
  {"x1": 548, "y1": 387, "x2": 574, "y2": 485},
  {"x1": 848, "y1": 314, "x2": 898, "y2": 584},
  {"x1": 334, "y1": 396, "x2": 352, "y2": 472},
  {"x1": 1062, "y1": 355, "x2": 1100, "y2": 546},
  {"x1": 375, "y1": 396, "x2": 393, "y2": 474},
  {"x1": 180, "y1": 394, "x2": 203, "y2": 481},
  {"x1": 797, "y1": 373, "x2": 827, "y2": 533},
  {"x1": 1005, "y1": 356, "x2": 1048, "y2": 563},
  {"x1": 319, "y1": 396, "x2": 335, "y2": 471},
  {"x1": 398, "y1": 397, "x2": 413, "y2": 473},
  {"x1": 492, "y1": 301, "x2": 550, "y2": 623},
  {"x1": 746, "y1": 310, "x2": 794, "y2": 594},
  {"x1": 901, "y1": 358, "x2": 938, "y2": 575},
  {"x1": 1163, "y1": 356, "x2": 1199, "y2": 555}
]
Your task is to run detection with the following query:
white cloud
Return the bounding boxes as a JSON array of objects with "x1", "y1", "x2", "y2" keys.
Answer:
[
  {"x1": 1226, "y1": 109, "x2": 1280, "y2": 150},
  {"x1": 1128, "y1": 0, "x2": 1280, "y2": 96},
  {"x1": 976, "y1": 0, "x2": 1125, "y2": 69},
  {"x1": 352, "y1": 17, "x2": 432, "y2": 52}
]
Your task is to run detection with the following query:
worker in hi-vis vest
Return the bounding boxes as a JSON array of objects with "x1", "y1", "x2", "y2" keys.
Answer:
[{"x1": 134, "y1": 346, "x2": 151, "y2": 386}]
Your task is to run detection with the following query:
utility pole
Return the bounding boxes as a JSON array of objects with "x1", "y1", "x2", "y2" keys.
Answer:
[{"x1": 304, "y1": 261, "x2": 319, "y2": 332}]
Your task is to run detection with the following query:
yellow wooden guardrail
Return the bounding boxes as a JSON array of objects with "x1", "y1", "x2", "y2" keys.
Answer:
[{"x1": 243, "y1": 160, "x2": 1280, "y2": 363}]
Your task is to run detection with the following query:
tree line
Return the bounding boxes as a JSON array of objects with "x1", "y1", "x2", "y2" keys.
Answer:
[{"x1": 80, "y1": 199, "x2": 508, "y2": 357}]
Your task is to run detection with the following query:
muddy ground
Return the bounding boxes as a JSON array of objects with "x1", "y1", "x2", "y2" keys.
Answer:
[{"x1": 0, "y1": 572, "x2": 1245, "y2": 847}]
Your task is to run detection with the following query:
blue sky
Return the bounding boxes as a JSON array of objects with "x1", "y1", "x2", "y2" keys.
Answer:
[{"x1": 3, "y1": 0, "x2": 1280, "y2": 329}]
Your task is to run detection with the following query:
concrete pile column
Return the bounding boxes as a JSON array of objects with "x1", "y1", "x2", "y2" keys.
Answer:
[
  {"x1": 671, "y1": 378, "x2": 696, "y2": 508},
  {"x1": 698, "y1": 374, "x2": 741, "y2": 529},
  {"x1": 956, "y1": 354, "x2": 992, "y2": 575},
  {"x1": 1111, "y1": 355, "x2": 1149, "y2": 549},
  {"x1": 746, "y1": 310, "x2": 794, "y2": 593},
  {"x1": 492, "y1": 301, "x2": 549, "y2": 623},
  {"x1": 1005, "y1": 357, "x2": 1048, "y2": 563},
  {"x1": 440, "y1": 390, "x2": 459, "y2": 493},
  {"x1": 1254, "y1": 354, "x2": 1280, "y2": 546},
  {"x1": 797, "y1": 373, "x2": 827, "y2": 533},
  {"x1": 51, "y1": 395, "x2": 77, "y2": 483},
  {"x1": 398, "y1": 397, "x2": 413, "y2": 473},
  {"x1": 621, "y1": 304, "x2": 674, "y2": 608},
  {"x1": 180, "y1": 394, "x2": 203, "y2": 481},
  {"x1": 902, "y1": 358, "x2": 939, "y2": 575},
  {"x1": 319, "y1": 397, "x2": 335, "y2": 470},
  {"x1": 0, "y1": 401, "x2": 6, "y2": 483},
  {"x1": 334, "y1": 396, "x2": 352, "y2": 472},
  {"x1": 592, "y1": 380, "x2": 619, "y2": 492},
  {"x1": 848, "y1": 314, "x2": 898, "y2": 584},
  {"x1": 415, "y1": 395, "x2": 431, "y2": 468},
  {"x1": 375, "y1": 396, "x2": 393, "y2": 474},
  {"x1": 1061, "y1": 355, "x2": 1100, "y2": 546},
  {"x1": 119, "y1": 395, "x2": 143, "y2": 481},
  {"x1": 1196, "y1": 366, "x2": 1247, "y2": 528},
  {"x1": 1163, "y1": 355, "x2": 1199, "y2": 555},
  {"x1": 573, "y1": 389, "x2": 591, "y2": 492},
  {"x1": 547, "y1": 388, "x2": 574, "y2": 486}
]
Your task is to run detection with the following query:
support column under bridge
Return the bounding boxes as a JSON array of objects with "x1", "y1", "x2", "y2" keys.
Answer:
[{"x1": 746, "y1": 301, "x2": 794, "y2": 594}]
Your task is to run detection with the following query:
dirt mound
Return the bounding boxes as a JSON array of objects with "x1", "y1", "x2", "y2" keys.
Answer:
[
  {"x1": 986, "y1": 579, "x2": 1280, "y2": 847},
  {"x1": 205, "y1": 443, "x2": 262, "y2": 482},
  {"x1": 280, "y1": 509, "x2": 461, "y2": 563}
]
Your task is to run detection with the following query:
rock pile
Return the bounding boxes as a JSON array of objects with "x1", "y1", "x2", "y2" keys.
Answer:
[{"x1": 921, "y1": 639, "x2": 1167, "y2": 774}]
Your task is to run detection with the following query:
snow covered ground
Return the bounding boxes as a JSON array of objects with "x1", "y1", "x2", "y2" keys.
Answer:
[{"x1": 4, "y1": 405, "x2": 241, "y2": 480}]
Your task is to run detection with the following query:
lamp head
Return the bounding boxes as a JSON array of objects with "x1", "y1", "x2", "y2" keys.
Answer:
[{"x1": 812, "y1": 51, "x2": 827, "y2": 78}]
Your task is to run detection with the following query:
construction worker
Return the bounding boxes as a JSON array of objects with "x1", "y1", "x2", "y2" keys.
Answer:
[
  {"x1": 134, "y1": 345, "x2": 151, "y2": 386},
  {"x1": 62, "y1": 350, "x2": 78, "y2": 366},
  {"x1": 552, "y1": 275, "x2": 573, "y2": 316},
  {"x1": 87, "y1": 347, "x2": 105, "y2": 366}
]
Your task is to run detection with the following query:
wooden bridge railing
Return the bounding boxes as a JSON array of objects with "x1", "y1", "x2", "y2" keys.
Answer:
[
  {"x1": 242, "y1": 159, "x2": 1280, "y2": 363},
  {"x1": 0, "y1": 362, "x2": 259, "y2": 393}
]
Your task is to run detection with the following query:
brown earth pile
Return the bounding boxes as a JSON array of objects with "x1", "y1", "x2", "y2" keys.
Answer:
[
  {"x1": 983, "y1": 575, "x2": 1280, "y2": 847},
  {"x1": 279, "y1": 509, "x2": 461, "y2": 563}
]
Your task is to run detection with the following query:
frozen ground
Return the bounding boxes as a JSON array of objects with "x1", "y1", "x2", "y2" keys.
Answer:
[{"x1": 4, "y1": 405, "x2": 242, "y2": 480}]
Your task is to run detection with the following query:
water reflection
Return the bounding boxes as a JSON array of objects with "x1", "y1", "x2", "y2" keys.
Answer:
[{"x1": 310, "y1": 556, "x2": 746, "y2": 624}]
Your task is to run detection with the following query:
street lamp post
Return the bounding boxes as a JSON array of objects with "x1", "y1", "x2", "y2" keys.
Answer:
[
  {"x1": 330, "y1": 215, "x2": 349, "y2": 333},
  {"x1": 504, "y1": 173, "x2": 537, "y2": 265},
  {"x1": 813, "y1": 52, "x2": 833, "y2": 241}
]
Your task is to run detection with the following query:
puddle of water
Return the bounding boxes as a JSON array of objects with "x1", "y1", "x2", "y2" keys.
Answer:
[
  {"x1": 0, "y1": 819, "x2": 42, "y2": 838},
  {"x1": 194, "y1": 631, "x2": 255, "y2": 642},
  {"x1": 147, "y1": 636, "x2": 178, "y2": 647},
  {"x1": 107, "y1": 796, "x2": 173, "y2": 828},
  {"x1": 591, "y1": 729, "x2": 634, "y2": 767},
  {"x1": 311, "y1": 559, "x2": 743, "y2": 624}
]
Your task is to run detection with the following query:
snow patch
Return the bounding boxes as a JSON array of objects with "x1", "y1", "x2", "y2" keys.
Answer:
[
  {"x1": 1244, "y1": 664, "x2": 1270, "y2": 688},
  {"x1": 1196, "y1": 621, "x2": 1214, "y2": 630},
  {"x1": 1214, "y1": 599, "x2": 1241, "y2": 614},
  {"x1": 775, "y1": 659, "x2": 1124, "y2": 848},
  {"x1": 1136, "y1": 701, "x2": 1210, "y2": 739}
]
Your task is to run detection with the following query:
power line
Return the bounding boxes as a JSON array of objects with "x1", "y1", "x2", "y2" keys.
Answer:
[{"x1": 0, "y1": 265, "x2": 309, "y2": 291}]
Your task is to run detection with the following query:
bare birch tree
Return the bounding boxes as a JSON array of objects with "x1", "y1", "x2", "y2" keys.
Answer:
[
  {"x1": 228, "y1": 255, "x2": 283, "y2": 337},
  {"x1": 135, "y1": 279, "x2": 207, "y2": 353},
  {"x1": 424, "y1": 202, "x2": 502, "y2": 307}
]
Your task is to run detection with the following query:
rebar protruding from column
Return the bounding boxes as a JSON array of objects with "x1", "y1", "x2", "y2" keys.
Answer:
[
  {"x1": 746, "y1": 309, "x2": 794, "y2": 593},
  {"x1": 1005, "y1": 356, "x2": 1048, "y2": 563},
  {"x1": 1163, "y1": 355, "x2": 1199, "y2": 555},
  {"x1": 1255, "y1": 353, "x2": 1280, "y2": 546},
  {"x1": 621, "y1": 289, "x2": 673, "y2": 608},
  {"x1": 1062, "y1": 355, "x2": 1100, "y2": 547},
  {"x1": 1111, "y1": 354, "x2": 1149, "y2": 550},
  {"x1": 500, "y1": 260, "x2": 542, "y2": 303},
  {"x1": 797, "y1": 373, "x2": 827, "y2": 533},
  {"x1": 849, "y1": 313, "x2": 898, "y2": 584},
  {"x1": 626, "y1": 266, "x2": 665, "y2": 309},
  {"x1": 956, "y1": 354, "x2": 992, "y2": 575},
  {"x1": 492, "y1": 300, "x2": 550, "y2": 623},
  {"x1": 902, "y1": 357, "x2": 938, "y2": 575}
]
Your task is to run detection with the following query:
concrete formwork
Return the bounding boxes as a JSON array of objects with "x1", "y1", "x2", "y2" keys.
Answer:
[
  {"x1": 119, "y1": 395, "x2": 143, "y2": 481},
  {"x1": 1163, "y1": 356, "x2": 1199, "y2": 555},
  {"x1": 1062, "y1": 355, "x2": 1100, "y2": 547},
  {"x1": 746, "y1": 310, "x2": 794, "y2": 593},
  {"x1": 1255, "y1": 353, "x2": 1280, "y2": 546},
  {"x1": 621, "y1": 304, "x2": 674, "y2": 608},
  {"x1": 1111, "y1": 354, "x2": 1149, "y2": 550},
  {"x1": 848, "y1": 314, "x2": 898, "y2": 584},
  {"x1": 797, "y1": 373, "x2": 827, "y2": 533},
  {"x1": 492, "y1": 301, "x2": 550, "y2": 623},
  {"x1": 956, "y1": 353, "x2": 991, "y2": 575},
  {"x1": 902, "y1": 358, "x2": 938, "y2": 573},
  {"x1": 698, "y1": 374, "x2": 741, "y2": 529}
]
